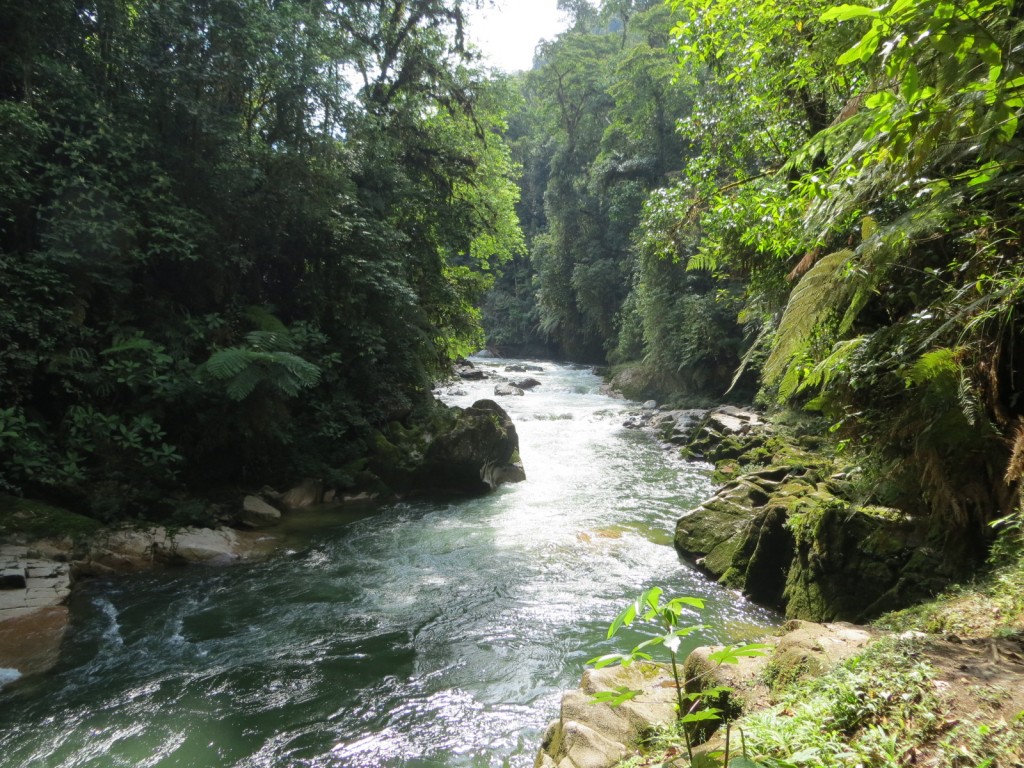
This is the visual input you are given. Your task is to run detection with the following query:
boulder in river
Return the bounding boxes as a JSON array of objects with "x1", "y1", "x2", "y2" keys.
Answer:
[
  {"x1": 241, "y1": 495, "x2": 282, "y2": 527},
  {"x1": 514, "y1": 377, "x2": 541, "y2": 390},
  {"x1": 366, "y1": 398, "x2": 525, "y2": 495},
  {"x1": 74, "y1": 526, "x2": 277, "y2": 576},
  {"x1": 279, "y1": 479, "x2": 325, "y2": 509},
  {"x1": 494, "y1": 383, "x2": 524, "y2": 397},
  {"x1": 419, "y1": 399, "x2": 525, "y2": 492}
]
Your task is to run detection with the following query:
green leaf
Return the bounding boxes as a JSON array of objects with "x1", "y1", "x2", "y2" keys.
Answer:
[
  {"x1": 706, "y1": 643, "x2": 773, "y2": 665},
  {"x1": 837, "y1": 28, "x2": 881, "y2": 65},
  {"x1": 728, "y1": 757, "x2": 761, "y2": 768},
  {"x1": 679, "y1": 708, "x2": 722, "y2": 723},
  {"x1": 820, "y1": 4, "x2": 880, "y2": 21},
  {"x1": 607, "y1": 601, "x2": 637, "y2": 639},
  {"x1": 590, "y1": 686, "x2": 641, "y2": 706}
]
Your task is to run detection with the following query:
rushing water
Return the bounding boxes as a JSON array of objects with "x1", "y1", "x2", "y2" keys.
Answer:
[{"x1": 0, "y1": 361, "x2": 779, "y2": 768}]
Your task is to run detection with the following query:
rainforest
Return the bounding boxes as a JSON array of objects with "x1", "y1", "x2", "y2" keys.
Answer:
[{"x1": 1, "y1": 0, "x2": 1023, "y2": 766}]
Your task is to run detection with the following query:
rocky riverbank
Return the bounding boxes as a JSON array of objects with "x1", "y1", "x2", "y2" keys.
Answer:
[
  {"x1": 617, "y1": 400, "x2": 966, "y2": 623},
  {"x1": 534, "y1": 620, "x2": 878, "y2": 768},
  {"x1": 0, "y1": 392, "x2": 527, "y2": 689},
  {"x1": 0, "y1": 524, "x2": 277, "y2": 687},
  {"x1": 536, "y1": 611, "x2": 1024, "y2": 768}
]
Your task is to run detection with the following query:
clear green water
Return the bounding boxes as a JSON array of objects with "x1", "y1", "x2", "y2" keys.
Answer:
[{"x1": 0, "y1": 362, "x2": 779, "y2": 767}]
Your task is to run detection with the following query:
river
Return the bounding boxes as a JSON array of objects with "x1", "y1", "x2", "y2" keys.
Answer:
[{"x1": 0, "y1": 361, "x2": 779, "y2": 767}]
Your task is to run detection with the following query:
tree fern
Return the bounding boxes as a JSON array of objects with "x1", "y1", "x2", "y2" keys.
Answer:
[
  {"x1": 206, "y1": 348, "x2": 256, "y2": 380},
  {"x1": 203, "y1": 343, "x2": 321, "y2": 402},
  {"x1": 763, "y1": 249, "x2": 853, "y2": 387},
  {"x1": 793, "y1": 335, "x2": 867, "y2": 397}
]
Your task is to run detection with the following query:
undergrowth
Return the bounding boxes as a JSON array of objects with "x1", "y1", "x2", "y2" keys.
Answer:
[{"x1": 875, "y1": 511, "x2": 1024, "y2": 639}]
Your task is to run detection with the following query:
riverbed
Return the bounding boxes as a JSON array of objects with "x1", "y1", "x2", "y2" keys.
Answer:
[{"x1": 0, "y1": 361, "x2": 779, "y2": 767}]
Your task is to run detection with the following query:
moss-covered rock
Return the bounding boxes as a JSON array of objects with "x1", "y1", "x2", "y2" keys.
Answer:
[
  {"x1": 674, "y1": 421, "x2": 955, "y2": 622},
  {"x1": 365, "y1": 398, "x2": 525, "y2": 496}
]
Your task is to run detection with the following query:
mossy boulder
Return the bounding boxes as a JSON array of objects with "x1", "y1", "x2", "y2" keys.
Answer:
[
  {"x1": 366, "y1": 398, "x2": 524, "y2": 496},
  {"x1": 674, "y1": 421, "x2": 955, "y2": 622}
]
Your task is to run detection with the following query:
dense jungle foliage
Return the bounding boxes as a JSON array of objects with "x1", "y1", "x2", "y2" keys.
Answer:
[
  {"x1": 3, "y1": 0, "x2": 1024, "y2": 561},
  {"x1": 490, "y1": 0, "x2": 1024, "y2": 558},
  {"x1": 0, "y1": 0, "x2": 524, "y2": 521}
]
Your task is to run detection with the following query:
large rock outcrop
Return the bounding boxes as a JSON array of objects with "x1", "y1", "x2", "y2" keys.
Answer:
[
  {"x1": 672, "y1": 410, "x2": 958, "y2": 622},
  {"x1": 367, "y1": 398, "x2": 525, "y2": 495}
]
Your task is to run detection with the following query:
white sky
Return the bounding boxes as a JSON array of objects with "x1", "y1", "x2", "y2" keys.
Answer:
[{"x1": 466, "y1": 0, "x2": 571, "y2": 73}]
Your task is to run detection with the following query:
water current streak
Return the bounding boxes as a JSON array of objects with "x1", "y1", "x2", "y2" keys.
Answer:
[{"x1": 0, "y1": 361, "x2": 779, "y2": 768}]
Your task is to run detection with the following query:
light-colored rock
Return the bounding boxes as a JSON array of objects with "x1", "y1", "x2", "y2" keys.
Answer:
[
  {"x1": 280, "y1": 479, "x2": 324, "y2": 509},
  {"x1": 494, "y1": 383, "x2": 525, "y2": 397},
  {"x1": 79, "y1": 525, "x2": 277, "y2": 574},
  {"x1": 642, "y1": 400, "x2": 658, "y2": 409},
  {"x1": 535, "y1": 662, "x2": 678, "y2": 768},
  {"x1": 241, "y1": 495, "x2": 282, "y2": 527},
  {"x1": 169, "y1": 528, "x2": 246, "y2": 565},
  {"x1": 0, "y1": 547, "x2": 72, "y2": 623},
  {"x1": 556, "y1": 722, "x2": 626, "y2": 768},
  {"x1": 481, "y1": 460, "x2": 526, "y2": 489}
]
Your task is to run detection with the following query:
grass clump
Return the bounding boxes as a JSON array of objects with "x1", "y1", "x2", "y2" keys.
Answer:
[
  {"x1": 618, "y1": 635, "x2": 1024, "y2": 768},
  {"x1": 740, "y1": 636, "x2": 941, "y2": 766}
]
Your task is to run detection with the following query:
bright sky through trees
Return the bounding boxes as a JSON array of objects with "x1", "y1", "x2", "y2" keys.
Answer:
[{"x1": 467, "y1": 0, "x2": 570, "y2": 72}]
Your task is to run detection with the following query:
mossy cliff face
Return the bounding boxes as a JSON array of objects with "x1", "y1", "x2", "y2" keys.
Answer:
[
  {"x1": 673, "y1": 410, "x2": 958, "y2": 622},
  {"x1": 366, "y1": 398, "x2": 525, "y2": 496}
]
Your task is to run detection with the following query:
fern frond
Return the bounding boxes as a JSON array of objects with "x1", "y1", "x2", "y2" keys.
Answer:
[
  {"x1": 225, "y1": 364, "x2": 263, "y2": 401},
  {"x1": 764, "y1": 249, "x2": 853, "y2": 386},
  {"x1": 246, "y1": 331, "x2": 296, "y2": 352},
  {"x1": 206, "y1": 348, "x2": 257, "y2": 380},
  {"x1": 795, "y1": 336, "x2": 868, "y2": 395},
  {"x1": 1004, "y1": 421, "x2": 1024, "y2": 486},
  {"x1": 725, "y1": 321, "x2": 774, "y2": 395},
  {"x1": 957, "y1": 370, "x2": 979, "y2": 427},
  {"x1": 272, "y1": 352, "x2": 321, "y2": 387},
  {"x1": 101, "y1": 337, "x2": 159, "y2": 355},
  {"x1": 244, "y1": 306, "x2": 288, "y2": 333},
  {"x1": 905, "y1": 347, "x2": 960, "y2": 387},
  {"x1": 685, "y1": 250, "x2": 718, "y2": 272}
]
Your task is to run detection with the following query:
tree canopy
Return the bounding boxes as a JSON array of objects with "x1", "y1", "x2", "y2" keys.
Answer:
[
  {"x1": 0, "y1": 0, "x2": 523, "y2": 520},
  {"x1": 487, "y1": 0, "x2": 1024, "y2": 550}
]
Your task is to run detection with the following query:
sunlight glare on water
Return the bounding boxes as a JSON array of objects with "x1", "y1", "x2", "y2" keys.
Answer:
[{"x1": 0, "y1": 360, "x2": 779, "y2": 768}]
